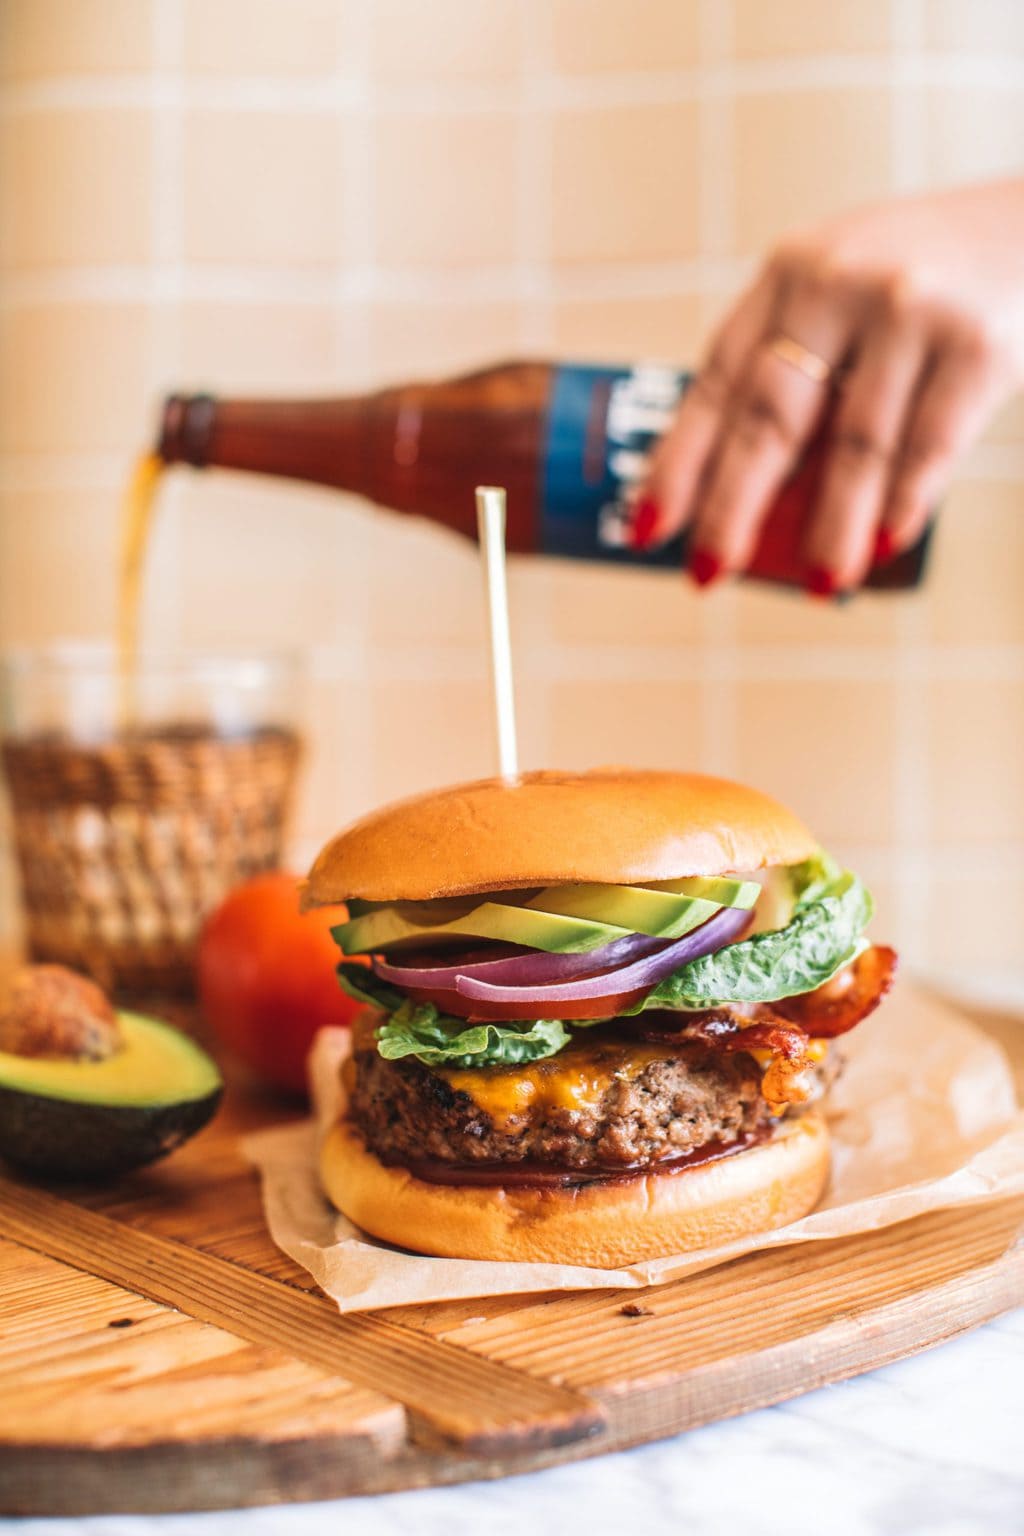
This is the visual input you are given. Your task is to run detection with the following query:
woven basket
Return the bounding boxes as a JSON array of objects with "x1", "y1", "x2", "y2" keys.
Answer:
[{"x1": 2, "y1": 726, "x2": 301, "y2": 998}]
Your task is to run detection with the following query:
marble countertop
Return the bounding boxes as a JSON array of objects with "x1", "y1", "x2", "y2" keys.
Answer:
[{"x1": 9, "y1": 1308, "x2": 1022, "y2": 1536}]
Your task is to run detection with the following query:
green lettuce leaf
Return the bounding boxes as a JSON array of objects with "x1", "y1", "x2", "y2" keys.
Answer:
[
  {"x1": 337, "y1": 961, "x2": 572, "y2": 1068},
  {"x1": 636, "y1": 870, "x2": 872, "y2": 1012},
  {"x1": 787, "y1": 848, "x2": 844, "y2": 910},
  {"x1": 336, "y1": 962, "x2": 405, "y2": 1014},
  {"x1": 377, "y1": 1001, "x2": 569, "y2": 1069}
]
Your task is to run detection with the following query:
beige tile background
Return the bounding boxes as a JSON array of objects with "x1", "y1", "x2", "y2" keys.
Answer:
[{"x1": 0, "y1": 0, "x2": 1022, "y2": 996}]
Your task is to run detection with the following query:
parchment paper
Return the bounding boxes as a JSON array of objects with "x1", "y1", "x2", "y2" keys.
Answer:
[{"x1": 243, "y1": 985, "x2": 1024, "y2": 1312}]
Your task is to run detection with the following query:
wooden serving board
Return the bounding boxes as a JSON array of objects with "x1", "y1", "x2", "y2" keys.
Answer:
[{"x1": 1, "y1": 996, "x2": 1022, "y2": 1516}]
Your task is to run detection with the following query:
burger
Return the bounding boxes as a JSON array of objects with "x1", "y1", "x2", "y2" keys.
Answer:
[{"x1": 304, "y1": 769, "x2": 896, "y2": 1267}]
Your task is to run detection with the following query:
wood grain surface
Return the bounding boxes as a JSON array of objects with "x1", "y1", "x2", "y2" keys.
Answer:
[{"x1": 0, "y1": 984, "x2": 1021, "y2": 1515}]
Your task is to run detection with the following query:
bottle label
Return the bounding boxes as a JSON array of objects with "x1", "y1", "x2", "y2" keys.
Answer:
[
  {"x1": 540, "y1": 362, "x2": 934, "y2": 589},
  {"x1": 541, "y1": 363, "x2": 690, "y2": 568}
]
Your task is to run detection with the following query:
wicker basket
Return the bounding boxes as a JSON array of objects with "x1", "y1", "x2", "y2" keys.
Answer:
[{"x1": 2, "y1": 726, "x2": 301, "y2": 998}]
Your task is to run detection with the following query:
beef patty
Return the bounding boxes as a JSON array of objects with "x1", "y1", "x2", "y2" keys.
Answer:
[{"x1": 348, "y1": 1028, "x2": 833, "y2": 1171}]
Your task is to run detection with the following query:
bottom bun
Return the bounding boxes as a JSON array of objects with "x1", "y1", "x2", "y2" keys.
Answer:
[{"x1": 319, "y1": 1113, "x2": 831, "y2": 1267}]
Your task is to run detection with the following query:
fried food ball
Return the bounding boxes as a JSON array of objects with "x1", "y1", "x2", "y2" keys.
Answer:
[{"x1": 0, "y1": 965, "x2": 123, "y2": 1061}]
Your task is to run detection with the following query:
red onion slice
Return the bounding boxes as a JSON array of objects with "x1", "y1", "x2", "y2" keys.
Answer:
[
  {"x1": 373, "y1": 930, "x2": 670, "y2": 991},
  {"x1": 454, "y1": 904, "x2": 751, "y2": 1007}
]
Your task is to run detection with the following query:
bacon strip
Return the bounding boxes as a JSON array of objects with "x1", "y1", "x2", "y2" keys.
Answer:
[
  {"x1": 635, "y1": 944, "x2": 898, "y2": 1105},
  {"x1": 678, "y1": 1013, "x2": 818, "y2": 1106},
  {"x1": 771, "y1": 945, "x2": 898, "y2": 1037}
]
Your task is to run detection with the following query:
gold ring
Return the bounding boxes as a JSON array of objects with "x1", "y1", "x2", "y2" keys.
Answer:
[{"x1": 768, "y1": 334, "x2": 834, "y2": 384}]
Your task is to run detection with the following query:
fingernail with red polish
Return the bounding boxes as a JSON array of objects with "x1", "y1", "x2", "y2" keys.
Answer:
[
  {"x1": 689, "y1": 548, "x2": 724, "y2": 588},
  {"x1": 629, "y1": 497, "x2": 659, "y2": 550},
  {"x1": 806, "y1": 565, "x2": 840, "y2": 598},
  {"x1": 873, "y1": 528, "x2": 898, "y2": 566}
]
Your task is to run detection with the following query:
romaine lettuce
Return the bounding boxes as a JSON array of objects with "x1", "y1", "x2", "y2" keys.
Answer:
[
  {"x1": 377, "y1": 1003, "x2": 569, "y2": 1069},
  {"x1": 787, "y1": 848, "x2": 845, "y2": 910},
  {"x1": 337, "y1": 962, "x2": 573, "y2": 1068},
  {"x1": 634, "y1": 871, "x2": 872, "y2": 1012}
]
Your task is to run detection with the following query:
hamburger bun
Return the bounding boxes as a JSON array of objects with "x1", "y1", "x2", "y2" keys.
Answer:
[
  {"x1": 319, "y1": 1111, "x2": 830, "y2": 1267},
  {"x1": 303, "y1": 768, "x2": 817, "y2": 906}
]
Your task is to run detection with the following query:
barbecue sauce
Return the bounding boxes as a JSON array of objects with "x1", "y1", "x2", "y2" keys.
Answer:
[{"x1": 389, "y1": 1125, "x2": 772, "y2": 1191}]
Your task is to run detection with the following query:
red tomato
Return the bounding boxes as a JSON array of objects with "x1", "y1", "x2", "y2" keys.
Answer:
[
  {"x1": 197, "y1": 872, "x2": 359, "y2": 1096},
  {"x1": 400, "y1": 983, "x2": 648, "y2": 1021}
]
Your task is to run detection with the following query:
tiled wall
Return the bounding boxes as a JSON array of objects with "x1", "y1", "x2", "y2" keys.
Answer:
[{"x1": 1, "y1": 0, "x2": 1023, "y2": 996}]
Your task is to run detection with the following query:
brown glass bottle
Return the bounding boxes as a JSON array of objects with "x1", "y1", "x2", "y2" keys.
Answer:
[{"x1": 158, "y1": 359, "x2": 931, "y2": 590}]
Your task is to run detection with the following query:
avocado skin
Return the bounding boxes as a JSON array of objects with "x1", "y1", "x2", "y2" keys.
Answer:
[{"x1": 0, "y1": 1082, "x2": 223, "y2": 1180}]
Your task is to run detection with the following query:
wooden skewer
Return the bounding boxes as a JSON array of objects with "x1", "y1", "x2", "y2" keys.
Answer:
[{"x1": 475, "y1": 486, "x2": 519, "y2": 782}]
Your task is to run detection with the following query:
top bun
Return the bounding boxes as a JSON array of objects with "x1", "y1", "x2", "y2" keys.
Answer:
[{"x1": 302, "y1": 768, "x2": 817, "y2": 905}]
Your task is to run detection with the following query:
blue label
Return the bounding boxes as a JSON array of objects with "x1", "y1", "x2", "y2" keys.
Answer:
[
  {"x1": 541, "y1": 363, "x2": 691, "y2": 568},
  {"x1": 540, "y1": 361, "x2": 934, "y2": 590}
]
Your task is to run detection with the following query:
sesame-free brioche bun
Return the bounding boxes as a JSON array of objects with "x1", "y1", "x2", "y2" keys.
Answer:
[
  {"x1": 302, "y1": 768, "x2": 817, "y2": 906},
  {"x1": 319, "y1": 1111, "x2": 830, "y2": 1267}
]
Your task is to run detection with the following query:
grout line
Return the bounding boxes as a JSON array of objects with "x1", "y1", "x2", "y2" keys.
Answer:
[
  {"x1": 889, "y1": 0, "x2": 932, "y2": 970},
  {"x1": 0, "y1": 454, "x2": 134, "y2": 491},
  {"x1": 694, "y1": 0, "x2": 738, "y2": 778},
  {"x1": 505, "y1": 0, "x2": 554, "y2": 765},
  {"x1": 890, "y1": 0, "x2": 929, "y2": 193},
  {"x1": 150, "y1": 3, "x2": 185, "y2": 287},
  {"x1": 320, "y1": 4, "x2": 376, "y2": 828},
  {"x1": 334, "y1": 0, "x2": 374, "y2": 398},
  {"x1": 515, "y1": 0, "x2": 554, "y2": 352},
  {"x1": 0, "y1": 258, "x2": 755, "y2": 310},
  {"x1": 958, "y1": 444, "x2": 1024, "y2": 481},
  {"x1": 697, "y1": 0, "x2": 734, "y2": 263},
  {"x1": 143, "y1": 0, "x2": 185, "y2": 655},
  {"x1": 329, "y1": 0, "x2": 372, "y2": 814},
  {"x1": 353, "y1": 639, "x2": 1024, "y2": 685},
  {"x1": 2, "y1": 55, "x2": 1021, "y2": 117},
  {"x1": 0, "y1": 77, "x2": 363, "y2": 114},
  {"x1": 892, "y1": 603, "x2": 933, "y2": 966}
]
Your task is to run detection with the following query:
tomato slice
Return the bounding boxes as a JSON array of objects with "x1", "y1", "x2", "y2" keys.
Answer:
[{"x1": 400, "y1": 983, "x2": 650, "y2": 1023}]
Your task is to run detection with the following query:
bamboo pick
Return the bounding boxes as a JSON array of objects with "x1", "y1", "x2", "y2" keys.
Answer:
[{"x1": 475, "y1": 486, "x2": 519, "y2": 782}]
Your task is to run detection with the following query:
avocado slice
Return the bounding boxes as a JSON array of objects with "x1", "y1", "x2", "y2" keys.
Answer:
[
  {"x1": 337, "y1": 876, "x2": 763, "y2": 954},
  {"x1": 646, "y1": 875, "x2": 762, "y2": 907},
  {"x1": 524, "y1": 883, "x2": 722, "y2": 939},
  {"x1": 0, "y1": 1011, "x2": 222, "y2": 1180},
  {"x1": 335, "y1": 900, "x2": 631, "y2": 955}
]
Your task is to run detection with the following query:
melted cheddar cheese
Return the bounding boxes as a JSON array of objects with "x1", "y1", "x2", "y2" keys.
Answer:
[
  {"x1": 748, "y1": 1037, "x2": 829, "y2": 1070},
  {"x1": 439, "y1": 1039, "x2": 669, "y2": 1132},
  {"x1": 440, "y1": 1035, "x2": 831, "y2": 1128}
]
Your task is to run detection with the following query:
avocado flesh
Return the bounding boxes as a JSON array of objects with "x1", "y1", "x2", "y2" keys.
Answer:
[
  {"x1": 524, "y1": 884, "x2": 723, "y2": 939},
  {"x1": 335, "y1": 900, "x2": 631, "y2": 956},
  {"x1": 647, "y1": 875, "x2": 762, "y2": 908},
  {"x1": 0, "y1": 1011, "x2": 222, "y2": 1180},
  {"x1": 337, "y1": 876, "x2": 763, "y2": 955}
]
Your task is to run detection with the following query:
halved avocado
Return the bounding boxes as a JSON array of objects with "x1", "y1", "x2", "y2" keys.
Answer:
[{"x1": 0, "y1": 1011, "x2": 222, "y2": 1180}]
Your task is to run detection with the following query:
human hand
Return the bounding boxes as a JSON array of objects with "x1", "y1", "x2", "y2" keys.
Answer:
[{"x1": 634, "y1": 180, "x2": 1024, "y2": 593}]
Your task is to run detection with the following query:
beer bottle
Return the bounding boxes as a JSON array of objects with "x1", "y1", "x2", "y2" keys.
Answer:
[{"x1": 157, "y1": 360, "x2": 930, "y2": 590}]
